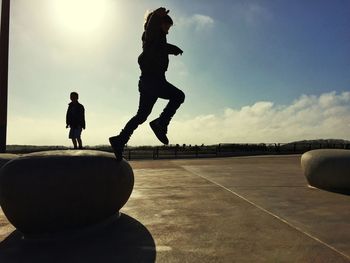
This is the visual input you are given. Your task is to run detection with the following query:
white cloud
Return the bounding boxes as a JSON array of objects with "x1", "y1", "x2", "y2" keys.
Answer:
[
  {"x1": 247, "y1": 3, "x2": 271, "y2": 25},
  {"x1": 233, "y1": 3, "x2": 272, "y2": 27},
  {"x1": 167, "y1": 91, "x2": 350, "y2": 144},
  {"x1": 7, "y1": 91, "x2": 350, "y2": 146},
  {"x1": 177, "y1": 14, "x2": 214, "y2": 31}
]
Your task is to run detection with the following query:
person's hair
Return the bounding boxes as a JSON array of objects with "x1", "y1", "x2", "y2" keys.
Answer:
[
  {"x1": 70, "y1": 92, "x2": 79, "y2": 99},
  {"x1": 163, "y1": 15, "x2": 173, "y2": 26},
  {"x1": 144, "y1": 11, "x2": 153, "y2": 30},
  {"x1": 144, "y1": 11, "x2": 173, "y2": 30}
]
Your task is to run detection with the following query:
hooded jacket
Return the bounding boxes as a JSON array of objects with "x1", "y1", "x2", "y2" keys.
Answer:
[{"x1": 138, "y1": 13, "x2": 181, "y2": 75}]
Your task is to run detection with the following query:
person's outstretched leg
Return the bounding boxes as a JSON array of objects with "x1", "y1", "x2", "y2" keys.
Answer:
[
  {"x1": 150, "y1": 80, "x2": 185, "y2": 144},
  {"x1": 110, "y1": 92, "x2": 157, "y2": 160}
]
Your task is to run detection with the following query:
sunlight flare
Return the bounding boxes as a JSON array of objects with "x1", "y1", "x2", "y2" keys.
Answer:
[{"x1": 51, "y1": 0, "x2": 110, "y2": 35}]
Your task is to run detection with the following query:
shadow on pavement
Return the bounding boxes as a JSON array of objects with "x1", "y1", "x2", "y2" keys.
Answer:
[
  {"x1": 0, "y1": 213, "x2": 156, "y2": 263},
  {"x1": 328, "y1": 189, "x2": 350, "y2": 196}
]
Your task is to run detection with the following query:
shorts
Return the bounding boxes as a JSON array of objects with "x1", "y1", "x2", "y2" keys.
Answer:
[{"x1": 69, "y1": 127, "x2": 82, "y2": 139}]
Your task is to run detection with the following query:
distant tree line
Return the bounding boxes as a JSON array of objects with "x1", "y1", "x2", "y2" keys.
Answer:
[{"x1": 7, "y1": 139, "x2": 350, "y2": 160}]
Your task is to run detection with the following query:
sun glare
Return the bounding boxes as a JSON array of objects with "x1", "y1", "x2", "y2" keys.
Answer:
[{"x1": 51, "y1": 0, "x2": 109, "y2": 35}]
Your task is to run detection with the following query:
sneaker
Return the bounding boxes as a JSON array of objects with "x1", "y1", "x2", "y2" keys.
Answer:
[
  {"x1": 150, "y1": 119, "x2": 169, "y2": 145},
  {"x1": 109, "y1": 136, "x2": 125, "y2": 161}
]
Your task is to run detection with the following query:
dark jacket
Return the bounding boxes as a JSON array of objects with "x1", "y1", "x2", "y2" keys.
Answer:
[
  {"x1": 66, "y1": 102, "x2": 85, "y2": 129},
  {"x1": 138, "y1": 13, "x2": 181, "y2": 75}
]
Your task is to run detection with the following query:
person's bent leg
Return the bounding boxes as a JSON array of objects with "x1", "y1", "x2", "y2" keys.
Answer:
[
  {"x1": 149, "y1": 80, "x2": 185, "y2": 145},
  {"x1": 158, "y1": 81, "x2": 185, "y2": 126}
]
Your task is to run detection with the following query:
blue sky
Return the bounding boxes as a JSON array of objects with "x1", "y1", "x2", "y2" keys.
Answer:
[
  {"x1": 3, "y1": 0, "x2": 350, "y2": 145},
  {"x1": 174, "y1": 0, "x2": 350, "y2": 109}
]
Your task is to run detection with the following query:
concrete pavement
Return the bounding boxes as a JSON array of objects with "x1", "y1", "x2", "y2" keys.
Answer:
[{"x1": 1, "y1": 155, "x2": 350, "y2": 262}]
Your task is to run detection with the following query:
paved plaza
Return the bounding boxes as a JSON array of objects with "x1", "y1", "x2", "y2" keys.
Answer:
[{"x1": 0, "y1": 155, "x2": 350, "y2": 262}]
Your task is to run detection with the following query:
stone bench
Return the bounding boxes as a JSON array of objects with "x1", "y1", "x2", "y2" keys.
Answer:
[
  {"x1": 0, "y1": 150, "x2": 134, "y2": 236},
  {"x1": 301, "y1": 149, "x2": 350, "y2": 192}
]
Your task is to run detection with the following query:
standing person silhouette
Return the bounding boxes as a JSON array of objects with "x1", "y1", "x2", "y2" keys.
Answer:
[
  {"x1": 66, "y1": 92, "x2": 86, "y2": 149},
  {"x1": 109, "y1": 7, "x2": 185, "y2": 161}
]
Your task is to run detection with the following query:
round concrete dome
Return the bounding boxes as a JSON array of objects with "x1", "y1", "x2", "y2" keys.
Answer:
[
  {"x1": 301, "y1": 149, "x2": 350, "y2": 192},
  {"x1": 0, "y1": 150, "x2": 134, "y2": 236},
  {"x1": 0, "y1": 154, "x2": 18, "y2": 169}
]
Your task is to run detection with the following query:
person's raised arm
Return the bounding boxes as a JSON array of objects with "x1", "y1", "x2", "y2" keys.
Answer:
[{"x1": 166, "y1": 43, "x2": 183, "y2": 56}]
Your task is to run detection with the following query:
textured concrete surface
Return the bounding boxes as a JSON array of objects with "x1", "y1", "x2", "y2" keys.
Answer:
[{"x1": 1, "y1": 155, "x2": 350, "y2": 262}]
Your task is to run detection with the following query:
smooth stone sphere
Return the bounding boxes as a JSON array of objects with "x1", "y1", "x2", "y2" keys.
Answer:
[
  {"x1": 301, "y1": 149, "x2": 350, "y2": 191},
  {"x1": 0, "y1": 154, "x2": 18, "y2": 169},
  {"x1": 0, "y1": 150, "x2": 134, "y2": 236}
]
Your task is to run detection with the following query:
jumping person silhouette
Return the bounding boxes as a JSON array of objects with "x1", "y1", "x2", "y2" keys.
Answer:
[{"x1": 109, "y1": 7, "x2": 185, "y2": 161}]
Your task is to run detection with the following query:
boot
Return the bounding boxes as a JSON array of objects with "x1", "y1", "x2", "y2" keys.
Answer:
[
  {"x1": 150, "y1": 118, "x2": 169, "y2": 145},
  {"x1": 109, "y1": 135, "x2": 127, "y2": 161}
]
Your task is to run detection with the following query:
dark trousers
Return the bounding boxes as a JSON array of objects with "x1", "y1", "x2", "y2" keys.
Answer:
[{"x1": 119, "y1": 75, "x2": 185, "y2": 142}]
